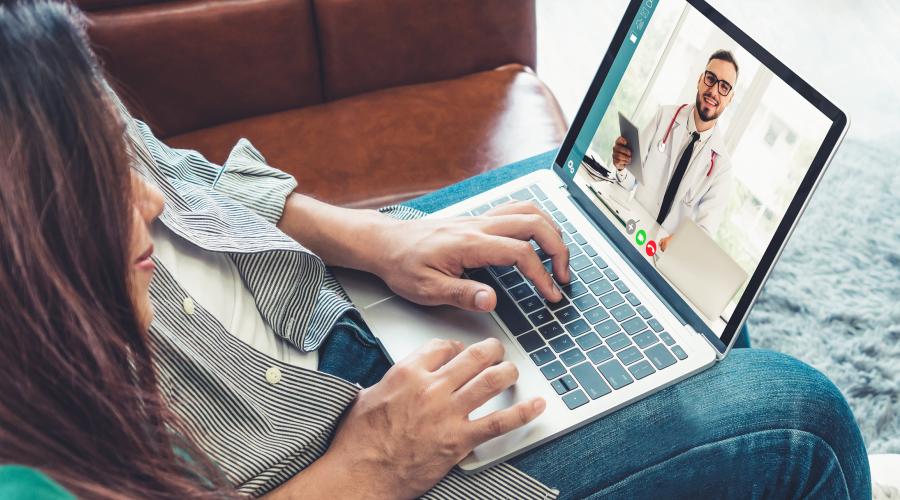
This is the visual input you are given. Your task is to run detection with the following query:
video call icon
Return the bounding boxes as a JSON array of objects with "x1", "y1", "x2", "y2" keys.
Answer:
[{"x1": 625, "y1": 219, "x2": 638, "y2": 235}]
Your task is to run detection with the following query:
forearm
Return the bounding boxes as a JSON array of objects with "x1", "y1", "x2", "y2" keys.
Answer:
[
  {"x1": 262, "y1": 450, "x2": 387, "y2": 500},
  {"x1": 276, "y1": 193, "x2": 398, "y2": 273}
]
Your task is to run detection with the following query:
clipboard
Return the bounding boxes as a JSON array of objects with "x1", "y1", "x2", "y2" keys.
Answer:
[{"x1": 618, "y1": 112, "x2": 644, "y2": 185}]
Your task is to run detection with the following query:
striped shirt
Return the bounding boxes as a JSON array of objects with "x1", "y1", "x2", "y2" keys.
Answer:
[{"x1": 114, "y1": 94, "x2": 559, "y2": 498}]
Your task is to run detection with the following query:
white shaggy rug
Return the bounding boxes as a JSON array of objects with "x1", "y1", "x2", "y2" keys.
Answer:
[{"x1": 747, "y1": 137, "x2": 900, "y2": 453}]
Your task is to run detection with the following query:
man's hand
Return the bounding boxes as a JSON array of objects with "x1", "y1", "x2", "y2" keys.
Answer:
[
  {"x1": 320, "y1": 338, "x2": 546, "y2": 499},
  {"x1": 660, "y1": 234, "x2": 673, "y2": 252},
  {"x1": 612, "y1": 136, "x2": 632, "y2": 170},
  {"x1": 372, "y1": 201, "x2": 570, "y2": 311}
]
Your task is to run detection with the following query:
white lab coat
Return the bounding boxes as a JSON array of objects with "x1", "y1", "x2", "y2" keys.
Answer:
[{"x1": 617, "y1": 104, "x2": 734, "y2": 236}]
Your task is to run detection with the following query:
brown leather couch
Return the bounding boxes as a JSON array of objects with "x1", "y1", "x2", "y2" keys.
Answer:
[{"x1": 79, "y1": 0, "x2": 568, "y2": 208}]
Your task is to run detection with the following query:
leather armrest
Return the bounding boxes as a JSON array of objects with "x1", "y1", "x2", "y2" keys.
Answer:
[{"x1": 313, "y1": 0, "x2": 536, "y2": 100}]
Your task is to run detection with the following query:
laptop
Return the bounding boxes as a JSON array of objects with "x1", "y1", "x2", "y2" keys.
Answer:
[
  {"x1": 335, "y1": 0, "x2": 848, "y2": 473},
  {"x1": 654, "y1": 217, "x2": 748, "y2": 321}
]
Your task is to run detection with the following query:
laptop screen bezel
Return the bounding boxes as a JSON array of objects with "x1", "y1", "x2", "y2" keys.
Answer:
[{"x1": 552, "y1": 0, "x2": 849, "y2": 354}]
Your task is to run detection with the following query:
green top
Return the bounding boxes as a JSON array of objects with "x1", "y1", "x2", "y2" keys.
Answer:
[{"x1": 0, "y1": 466, "x2": 74, "y2": 500}]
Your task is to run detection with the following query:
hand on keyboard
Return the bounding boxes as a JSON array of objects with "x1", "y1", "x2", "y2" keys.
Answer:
[{"x1": 372, "y1": 201, "x2": 570, "y2": 312}]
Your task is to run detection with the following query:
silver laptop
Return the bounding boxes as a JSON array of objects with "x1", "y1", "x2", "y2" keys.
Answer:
[{"x1": 336, "y1": 0, "x2": 848, "y2": 473}]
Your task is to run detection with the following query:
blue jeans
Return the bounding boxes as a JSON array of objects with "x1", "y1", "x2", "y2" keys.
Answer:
[{"x1": 319, "y1": 152, "x2": 869, "y2": 499}]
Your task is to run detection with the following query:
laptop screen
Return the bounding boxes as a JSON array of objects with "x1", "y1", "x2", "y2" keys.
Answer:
[{"x1": 553, "y1": 0, "x2": 847, "y2": 351}]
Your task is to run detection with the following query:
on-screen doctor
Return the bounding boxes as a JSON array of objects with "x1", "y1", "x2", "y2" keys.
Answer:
[{"x1": 612, "y1": 50, "x2": 738, "y2": 251}]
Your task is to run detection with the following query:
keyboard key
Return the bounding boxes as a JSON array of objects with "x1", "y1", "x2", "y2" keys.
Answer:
[
  {"x1": 617, "y1": 346, "x2": 644, "y2": 365},
  {"x1": 595, "y1": 319, "x2": 620, "y2": 337},
  {"x1": 600, "y1": 291, "x2": 625, "y2": 308},
  {"x1": 606, "y1": 332, "x2": 632, "y2": 351},
  {"x1": 519, "y1": 295, "x2": 543, "y2": 313},
  {"x1": 469, "y1": 269, "x2": 530, "y2": 335},
  {"x1": 592, "y1": 256, "x2": 608, "y2": 268},
  {"x1": 604, "y1": 269, "x2": 619, "y2": 281},
  {"x1": 540, "y1": 360, "x2": 566, "y2": 380},
  {"x1": 575, "y1": 331, "x2": 602, "y2": 351},
  {"x1": 573, "y1": 294, "x2": 599, "y2": 311},
  {"x1": 569, "y1": 255, "x2": 592, "y2": 271},
  {"x1": 551, "y1": 378, "x2": 568, "y2": 395},
  {"x1": 560, "y1": 374, "x2": 578, "y2": 391},
  {"x1": 578, "y1": 267, "x2": 604, "y2": 283},
  {"x1": 500, "y1": 272, "x2": 525, "y2": 288},
  {"x1": 570, "y1": 362, "x2": 612, "y2": 399},
  {"x1": 566, "y1": 243, "x2": 583, "y2": 258},
  {"x1": 544, "y1": 200, "x2": 558, "y2": 212},
  {"x1": 528, "y1": 308, "x2": 553, "y2": 327},
  {"x1": 560, "y1": 348, "x2": 587, "y2": 367},
  {"x1": 633, "y1": 330, "x2": 659, "y2": 348},
  {"x1": 610, "y1": 303, "x2": 636, "y2": 322},
  {"x1": 530, "y1": 185, "x2": 548, "y2": 200},
  {"x1": 565, "y1": 319, "x2": 590, "y2": 336},
  {"x1": 589, "y1": 279, "x2": 614, "y2": 296},
  {"x1": 582, "y1": 244, "x2": 598, "y2": 257},
  {"x1": 554, "y1": 306, "x2": 580, "y2": 324},
  {"x1": 621, "y1": 316, "x2": 648, "y2": 335},
  {"x1": 509, "y1": 283, "x2": 532, "y2": 301},
  {"x1": 597, "y1": 359, "x2": 634, "y2": 389},
  {"x1": 516, "y1": 331, "x2": 545, "y2": 352},
  {"x1": 587, "y1": 345, "x2": 613, "y2": 364},
  {"x1": 471, "y1": 203, "x2": 491, "y2": 215},
  {"x1": 546, "y1": 296, "x2": 570, "y2": 311},
  {"x1": 562, "y1": 221, "x2": 576, "y2": 234},
  {"x1": 562, "y1": 389, "x2": 589, "y2": 410},
  {"x1": 562, "y1": 232, "x2": 573, "y2": 244},
  {"x1": 552, "y1": 211, "x2": 567, "y2": 223},
  {"x1": 510, "y1": 188, "x2": 532, "y2": 201},
  {"x1": 549, "y1": 334, "x2": 576, "y2": 353},
  {"x1": 659, "y1": 331, "x2": 676, "y2": 346},
  {"x1": 637, "y1": 305, "x2": 653, "y2": 319},
  {"x1": 625, "y1": 293, "x2": 641, "y2": 306},
  {"x1": 491, "y1": 196, "x2": 511, "y2": 206},
  {"x1": 561, "y1": 280, "x2": 588, "y2": 299},
  {"x1": 535, "y1": 247, "x2": 549, "y2": 261},
  {"x1": 645, "y1": 343, "x2": 678, "y2": 370},
  {"x1": 490, "y1": 265, "x2": 515, "y2": 277},
  {"x1": 542, "y1": 260, "x2": 553, "y2": 273},
  {"x1": 574, "y1": 233, "x2": 587, "y2": 245},
  {"x1": 584, "y1": 307, "x2": 610, "y2": 324},
  {"x1": 628, "y1": 360, "x2": 656, "y2": 380},
  {"x1": 648, "y1": 319, "x2": 664, "y2": 332},
  {"x1": 538, "y1": 322, "x2": 565, "y2": 340},
  {"x1": 671, "y1": 345, "x2": 688, "y2": 360},
  {"x1": 615, "y1": 281, "x2": 629, "y2": 293},
  {"x1": 530, "y1": 347, "x2": 555, "y2": 366}
]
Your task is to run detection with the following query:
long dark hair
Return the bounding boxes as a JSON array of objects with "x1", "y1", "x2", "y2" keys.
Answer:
[{"x1": 0, "y1": 2, "x2": 228, "y2": 497}]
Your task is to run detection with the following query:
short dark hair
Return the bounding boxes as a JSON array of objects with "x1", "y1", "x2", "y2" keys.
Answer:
[{"x1": 708, "y1": 49, "x2": 739, "y2": 79}]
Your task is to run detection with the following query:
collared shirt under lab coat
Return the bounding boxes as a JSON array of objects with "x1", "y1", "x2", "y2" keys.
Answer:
[{"x1": 616, "y1": 104, "x2": 734, "y2": 236}]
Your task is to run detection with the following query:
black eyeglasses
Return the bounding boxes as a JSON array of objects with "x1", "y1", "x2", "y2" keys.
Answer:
[{"x1": 703, "y1": 70, "x2": 733, "y2": 97}]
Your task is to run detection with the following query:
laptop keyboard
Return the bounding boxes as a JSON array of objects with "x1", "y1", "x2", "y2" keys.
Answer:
[{"x1": 463, "y1": 184, "x2": 689, "y2": 410}]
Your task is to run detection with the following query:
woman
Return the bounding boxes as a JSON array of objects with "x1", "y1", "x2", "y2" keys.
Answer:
[
  {"x1": 0, "y1": 2, "x2": 875, "y2": 499},
  {"x1": 0, "y1": 2, "x2": 231, "y2": 497}
]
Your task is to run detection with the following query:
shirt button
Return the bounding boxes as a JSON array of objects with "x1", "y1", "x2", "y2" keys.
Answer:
[
  {"x1": 265, "y1": 367, "x2": 282, "y2": 385},
  {"x1": 182, "y1": 297, "x2": 195, "y2": 316}
]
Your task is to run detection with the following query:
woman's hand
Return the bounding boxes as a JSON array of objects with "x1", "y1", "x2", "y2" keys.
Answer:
[
  {"x1": 371, "y1": 201, "x2": 571, "y2": 312},
  {"x1": 321, "y1": 338, "x2": 546, "y2": 499}
]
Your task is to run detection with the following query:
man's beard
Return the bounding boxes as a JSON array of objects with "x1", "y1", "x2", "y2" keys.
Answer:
[{"x1": 695, "y1": 92, "x2": 723, "y2": 122}]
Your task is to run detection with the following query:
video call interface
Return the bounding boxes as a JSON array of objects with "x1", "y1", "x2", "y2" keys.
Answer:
[{"x1": 563, "y1": 0, "x2": 833, "y2": 336}]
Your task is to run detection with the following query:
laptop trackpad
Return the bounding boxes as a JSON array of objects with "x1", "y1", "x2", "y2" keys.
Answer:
[{"x1": 364, "y1": 296, "x2": 527, "y2": 419}]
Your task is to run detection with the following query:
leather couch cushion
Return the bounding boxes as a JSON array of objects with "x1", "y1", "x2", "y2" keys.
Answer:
[
  {"x1": 165, "y1": 65, "x2": 567, "y2": 208},
  {"x1": 85, "y1": 0, "x2": 322, "y2": 137},
  {"x1": 314, "y1": 0, "x2": 537, "y2": 101}
]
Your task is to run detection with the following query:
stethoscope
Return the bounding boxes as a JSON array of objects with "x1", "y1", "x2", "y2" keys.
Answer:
[{"x1": 656, "y1": 103, "x2": 718, "y2": 177}]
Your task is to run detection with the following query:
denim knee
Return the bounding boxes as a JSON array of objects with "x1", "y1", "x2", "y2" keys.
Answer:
[{"x1": 727, "y1": 350, "x2": 870, "y2": 498}]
